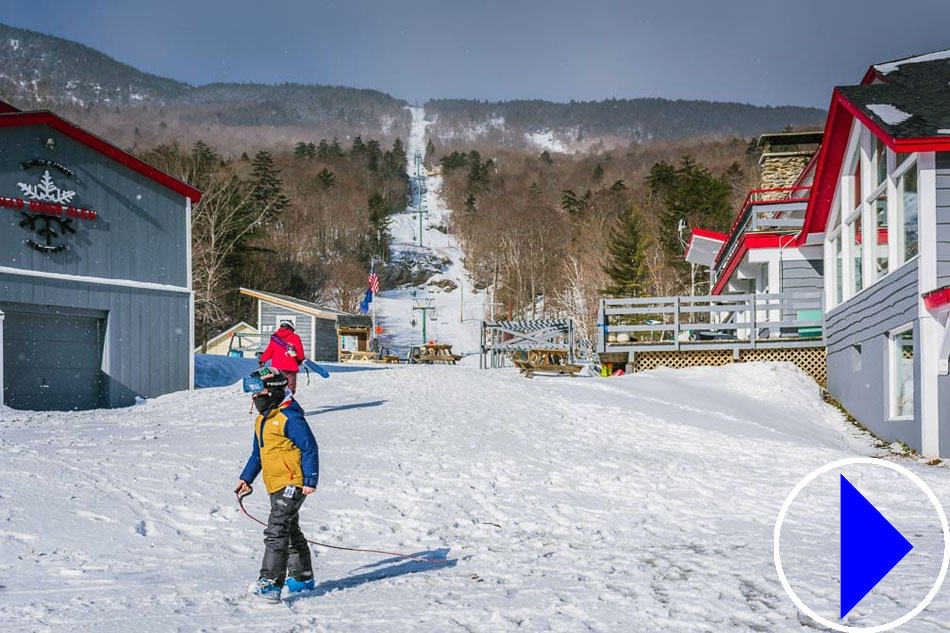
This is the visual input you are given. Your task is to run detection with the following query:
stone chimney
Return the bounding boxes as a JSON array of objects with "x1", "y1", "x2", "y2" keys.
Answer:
[{"x1": 757, "y1": 131, "x2": 822, "y2": 200}]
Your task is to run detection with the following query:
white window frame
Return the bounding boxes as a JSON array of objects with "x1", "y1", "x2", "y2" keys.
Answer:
[
  {"x1": 825, "y1": 188, "x2": 845, "y2": 309},
  {"x1": 892, "y1": 156, "x2": 920, "y2": 268},
  {"x1": 888, "y1": 323, "x2": 915, "y2": 421},
  {"x1": 825, "y1": 119, "x2": 921, "y2": 306}
]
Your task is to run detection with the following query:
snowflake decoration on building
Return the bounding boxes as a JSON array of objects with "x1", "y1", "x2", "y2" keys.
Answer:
[{"x1": 18, "y1": 169, "x2": 76, "y2": 205}]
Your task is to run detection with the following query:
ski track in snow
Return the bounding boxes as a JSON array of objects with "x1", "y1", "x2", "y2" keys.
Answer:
[{"x1": 2, "y1": 361, "x2": 950, "y2": 632}]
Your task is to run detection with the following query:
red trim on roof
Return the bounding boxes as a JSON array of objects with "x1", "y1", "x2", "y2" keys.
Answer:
[
  {"x1": 796, "y1": 90, "x2": 950, "y2": 244},
  {"x1": 0, "y1": 110, "x2": 201, "y2": 202},
  {"x1": 711, "y1": 234, "x2": 798, "y2": 295},
  {"x1": 690, "y1": 228, "x2": 728, "y2": 242},
  {"x1": 860, "y1": 66, "x2": 888, "y2": 85}
]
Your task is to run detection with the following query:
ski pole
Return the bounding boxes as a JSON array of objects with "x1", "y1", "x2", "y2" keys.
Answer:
[{"x1": 235, "y1": 486, "x2": 448, "y2": 565}]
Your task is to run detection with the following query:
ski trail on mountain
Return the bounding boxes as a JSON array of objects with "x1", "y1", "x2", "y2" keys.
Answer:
[{"x1": 373, "y1": 106, "x2": 487, "y2": 362}]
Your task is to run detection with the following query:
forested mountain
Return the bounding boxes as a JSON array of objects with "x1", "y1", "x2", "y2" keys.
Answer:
[
  {"x1": 0, "y1": 22, "x2": 824, "y2": 153},
  {"x1": 0, "y1": 23, "x2": 412, "y2": 149},
  {"x1": 426, "y1": 98, "x2": 825, "y2": 152}
]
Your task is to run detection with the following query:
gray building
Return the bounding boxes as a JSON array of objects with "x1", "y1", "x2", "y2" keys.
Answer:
[
  {"x1": 809, "y1": 51, "x2": 950, "y2": 456},
  {"x1": 240, "y1": 288, "x2": 372, "y2": 362},
  {"x1": 0, "y1": 101, "x2": 200, "y2": 410}
]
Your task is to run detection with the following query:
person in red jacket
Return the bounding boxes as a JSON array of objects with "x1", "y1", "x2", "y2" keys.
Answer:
[{"x1": 260, "y1": 320, "x2": 305, "y2": 393}]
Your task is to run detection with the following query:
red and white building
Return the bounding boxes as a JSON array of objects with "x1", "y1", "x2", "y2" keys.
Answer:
[{"x1": 690, "y1": 50, "x2": 950, "y2": 456}]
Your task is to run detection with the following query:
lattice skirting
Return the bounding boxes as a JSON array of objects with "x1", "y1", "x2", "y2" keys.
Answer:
[{"x1": 629, "y1": 347, "x2": 827, "y2": 387}]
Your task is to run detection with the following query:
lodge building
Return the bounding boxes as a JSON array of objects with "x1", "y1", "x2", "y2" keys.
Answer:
[
  {"x1": 676, "y1": 50, "x2": 950, "y2": 456},
  {"x1": 0, "y1": 100, "x2": 200, "y2": 410}
]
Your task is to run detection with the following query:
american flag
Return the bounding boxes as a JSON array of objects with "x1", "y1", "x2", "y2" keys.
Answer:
[{"x1": 368, "y1": 265, "x2": 379, "y2": 294}]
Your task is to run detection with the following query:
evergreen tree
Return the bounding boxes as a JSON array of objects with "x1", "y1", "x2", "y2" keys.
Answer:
[
  {"x1": 592, "y1": 163, "x2": 605, "y2": 182},
  {"x1": 351, "y1": 136, "x2": 366, "y2": 155},
  {"x1": 330, "y1": 137, "x2": 344, "y2": 157},
  {"x1": 603, "y1": 207, "x2": 647, "y2": 297},
  {"x1": 249, "y1": 151, "x2": 289, "y2": 219},
  {"x1": 306, "y1": 142, "x2": 317, "y2": 158},
  {"x1": 648, "y1": 155, "x2": 734, "y2": 285},
  {"x1": 317, "y1": 168, "x2": 335, "y2": 189},
  {"x1": 366, "y1": 139, "x2": 382, "y2": 173},
  {"x1": 540, "y1": 150, "x2": 553, "y2": 165},
  {"x1": 317, "y1": 139, "x2": 331, "y2": 159},
  {"x1": 294, "y1": 142, "x2": 310, "y2": 159},
  {"x1": 367, "y1": 192, "x2": 390, "y2": 259}
]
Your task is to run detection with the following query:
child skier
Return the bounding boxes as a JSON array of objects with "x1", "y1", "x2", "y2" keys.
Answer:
[{"x1": 235, "y1": 368, "x2": 319, "y2": 602}]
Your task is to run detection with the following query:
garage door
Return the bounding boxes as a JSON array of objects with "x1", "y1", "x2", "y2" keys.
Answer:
[{"x1": 3, "y1": 310, "x2": 105, "y2": 411}]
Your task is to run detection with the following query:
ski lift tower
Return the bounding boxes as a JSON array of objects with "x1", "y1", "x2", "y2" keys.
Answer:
[
  {"x1": 411, "y1": 298, "x2": 436, "y2": 345},
  {"x1": 414, "y1": 150, "x2": 423, "y2": 177}
]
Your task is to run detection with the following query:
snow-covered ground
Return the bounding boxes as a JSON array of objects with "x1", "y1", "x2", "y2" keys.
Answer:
[
  {"x1": 3, "y1": 361, "x2": 950, "y2": 632},
  {"x1": 373, "y1": 106, "x2": 487, "y2": 363}
]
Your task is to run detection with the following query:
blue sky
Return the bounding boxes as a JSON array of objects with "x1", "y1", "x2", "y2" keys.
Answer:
[{"x1": 4, "y1": 0, "x2": 949, "y2": 107}]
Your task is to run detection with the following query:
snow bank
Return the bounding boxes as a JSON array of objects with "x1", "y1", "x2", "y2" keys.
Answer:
[{"x1": 194, "y1": 352, "x2": 259, "y2": 388}]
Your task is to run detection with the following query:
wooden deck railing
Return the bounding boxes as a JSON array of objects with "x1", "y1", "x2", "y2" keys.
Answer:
[{"x1": 596, "y1": 291, "x2": 824, "y2": 353}]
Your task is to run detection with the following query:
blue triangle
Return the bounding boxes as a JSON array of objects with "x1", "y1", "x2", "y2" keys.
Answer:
[{"x1": 840, "y1": 474, "x2": 913, "y2": 619}]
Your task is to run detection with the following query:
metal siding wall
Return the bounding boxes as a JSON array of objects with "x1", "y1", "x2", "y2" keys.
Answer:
[
  {"x1": 824, "y1": 260, "x2": 921, "y2": 450},
  {"x1": 825, "y1": 261, "x2": 919, "y2": 353},
  {"x1": 935, "y1": 154, "x2": 950, "y2": 287},
  {"x1": 0, "y1": 274, "x2": 190, "y2": 407},
  {"x1": 260, "y1": 302, "x2": 314, "y2": 358},
  {"x1": 780, "y1": 259, "x2": 824, "y2": 320},
  {"x1": 0, "y1": 125, "x2": 187, "y2": 287},
  {"x1": 937, "y1": 154, "x2": 950, "y2": 455},
  {"x1": 312, "y1": 317, "x2": 339, "y2": 361}
]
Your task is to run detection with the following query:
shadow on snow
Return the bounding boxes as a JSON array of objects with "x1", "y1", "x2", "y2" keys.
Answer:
[
  {"x1": 304, "y1": 400, "x2": 387, "y2": 416},
  {"x1": 283, "y1": 548, "x2": 456, "y2": 602}
]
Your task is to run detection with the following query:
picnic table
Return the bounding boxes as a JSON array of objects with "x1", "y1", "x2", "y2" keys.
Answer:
[
  {"x1": 413, "y1": 343, "x2": 461, "y2": 365},
  {"x1": 340, "y1": 349, "x2": 378, "y2": 362},
  {"x1": 514, "y1": 348, "x2": 582, "y2": 378}
]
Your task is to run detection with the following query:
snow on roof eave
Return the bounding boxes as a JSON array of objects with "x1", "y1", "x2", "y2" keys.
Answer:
[{"x1": 874, "y1": 49, "x2": 950, "y2": 74}]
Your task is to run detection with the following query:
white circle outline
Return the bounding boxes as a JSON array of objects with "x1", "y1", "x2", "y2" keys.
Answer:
[{"x1": 774, "y1": 457, "x2": 950, "y2": 633}]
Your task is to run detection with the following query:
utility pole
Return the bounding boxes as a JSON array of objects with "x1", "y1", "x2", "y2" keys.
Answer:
[{"x1": 412, "y1": 298, "x2": 435, "y2": 344}]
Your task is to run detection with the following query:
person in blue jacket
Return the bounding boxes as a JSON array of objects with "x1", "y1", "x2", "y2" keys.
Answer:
[{"x1": 235, "y1": 368, "x2": 319, "y2": 602}]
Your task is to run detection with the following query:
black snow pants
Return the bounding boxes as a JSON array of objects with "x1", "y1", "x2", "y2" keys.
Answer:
[{"x1": 260, "y1": 485, "x2": 314, "y2": 586}]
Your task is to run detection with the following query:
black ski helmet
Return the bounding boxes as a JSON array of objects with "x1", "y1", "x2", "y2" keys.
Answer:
[{"x1": 250, "y1": 367, "x2": 289, "y2": 414}]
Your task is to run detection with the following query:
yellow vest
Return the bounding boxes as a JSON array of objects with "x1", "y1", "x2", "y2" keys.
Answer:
[{"x1": 254, "y1": 405, "x2": 304, "y2": 494}]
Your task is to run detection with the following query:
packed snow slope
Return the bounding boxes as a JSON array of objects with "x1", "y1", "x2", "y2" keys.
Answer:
[
  {"x1": 373, "y1": 106, "x2": 487, "y2": 362},
  {"x1": 1, "y1": 363, "x2": 948, "y2": 632}
]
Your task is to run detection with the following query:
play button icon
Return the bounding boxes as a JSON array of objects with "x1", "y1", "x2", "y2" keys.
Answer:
[
  {"x1": 840, "y1": 474, "x2": 914, "y2": 619},
  {"x1": 775, "y1": 457, "x2": 950, "y2": 632}
]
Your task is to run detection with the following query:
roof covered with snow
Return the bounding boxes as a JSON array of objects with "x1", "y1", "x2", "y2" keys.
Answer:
[{"x1": 840, "y1": 53, "x2": 950, "y2": 138}]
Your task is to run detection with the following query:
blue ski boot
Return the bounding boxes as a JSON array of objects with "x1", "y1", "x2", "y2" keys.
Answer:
[
  {"x1": 254, "y1": 577, "x2": 282, "y2": 602},
  {"x1": 285, "y1": 577, "x2": 315, "y2": 593}
]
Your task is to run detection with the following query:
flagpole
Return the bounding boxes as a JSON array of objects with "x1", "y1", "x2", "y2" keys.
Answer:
[{"x1": 371, "y1": 257, "x2": 377, "y2": 352}]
